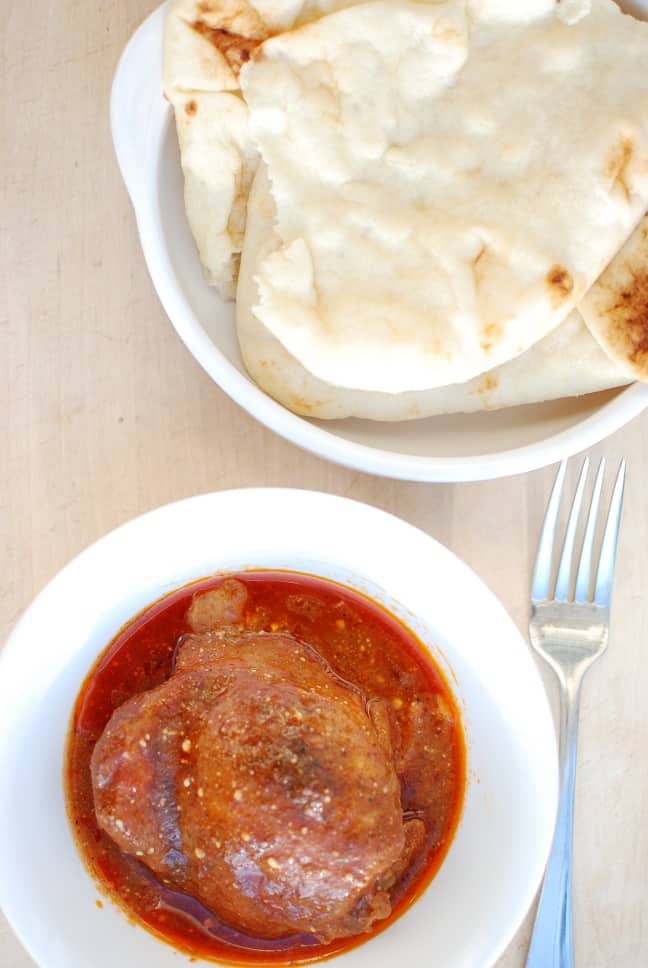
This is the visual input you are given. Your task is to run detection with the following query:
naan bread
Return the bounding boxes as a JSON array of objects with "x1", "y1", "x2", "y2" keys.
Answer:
[
  {"x1": 580, "y1": 214, "x2": 648, "y2": 381},
  {"x1": 241, "y1": 0, "x2": 648, "y2": 392},
  {"x1": 170, "y1": 90, "x2": 257, "y2": 296},
  {"x1": 236, "y1": 165, "x2": 631, "y2": 420},
  {"x1": 163, "y1": 0, "x2": 375, "y2": 296},
  {"x1": 164, "y1": 0, "x2": 267, "y2": 297}
]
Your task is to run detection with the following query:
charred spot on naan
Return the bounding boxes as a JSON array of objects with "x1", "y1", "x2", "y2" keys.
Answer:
[
  {"x1": 581, "y1": 216, "x2": 648, "y2": 379},
  {"x1": 191, "y1": 21, "x2": 262, "y2": 75},
  {"x1": 183, "y1": 0, "x2": 268, "y2": 78},
  {"x1": 184, "y1": 99, "x2": 198, "y2": 116},
  {"x1": 596, "y1": 267, "x2": 648, "y2": 371},
  {"x1": 546, "y1": 265, "x2": 574, "y2": 305}
]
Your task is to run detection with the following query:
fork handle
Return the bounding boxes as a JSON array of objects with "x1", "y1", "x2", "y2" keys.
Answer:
[{"x1": 525, "y1": 674, "x2": 582, "y2": 968}]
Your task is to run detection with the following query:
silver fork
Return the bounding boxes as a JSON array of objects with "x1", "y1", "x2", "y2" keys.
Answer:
[{"x1": 525, "y1": 456, "x2": 626, "y2": 968}]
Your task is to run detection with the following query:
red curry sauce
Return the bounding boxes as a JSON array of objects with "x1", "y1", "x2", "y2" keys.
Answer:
[{"x1": 66, "y1": 571, "x2": 465, "y2": 964}]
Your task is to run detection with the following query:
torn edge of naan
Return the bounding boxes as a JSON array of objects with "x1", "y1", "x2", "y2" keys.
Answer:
[
  {"x1": 580, "y1": 214, "x2": 648, "y2": 382},
  {"x1": 164, "y1": 0, "x2": 269, "y2": 298}
]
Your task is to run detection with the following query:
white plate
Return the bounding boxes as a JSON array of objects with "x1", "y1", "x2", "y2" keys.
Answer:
[
  {"x1": 110, "y1": 1, "x2": 648, "y2": 483},
  {"x1": 0, "y1": 489, "x2": 556, "y2": 967}
]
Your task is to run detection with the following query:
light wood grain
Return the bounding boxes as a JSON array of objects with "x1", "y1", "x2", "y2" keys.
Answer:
[{"x1": 2, "y1": 2, "x2": 648, "y2": 965}]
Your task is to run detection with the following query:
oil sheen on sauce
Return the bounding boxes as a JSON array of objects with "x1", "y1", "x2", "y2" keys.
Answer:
[{"x1": 66, "y1": 571, "x2": 466, "y2": 965}]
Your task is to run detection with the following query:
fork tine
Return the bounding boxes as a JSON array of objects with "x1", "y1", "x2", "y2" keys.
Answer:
[
  {"x1": 593, "y1": 460, "x2": 627, "y2": 607},
  {"x1": 574, "y1": 458, "x2": 606, "y2": 603},
  {"x1": 531, "y1": 459, "x2": 567, "y2": 602},
  {"x1": 554, "y1": 458, "x2": 590, "y2": 602}
]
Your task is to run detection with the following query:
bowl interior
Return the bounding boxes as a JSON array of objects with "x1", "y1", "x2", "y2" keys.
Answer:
[{"x1": 0, "y1": 490, "x2": 557, "y2": 968}]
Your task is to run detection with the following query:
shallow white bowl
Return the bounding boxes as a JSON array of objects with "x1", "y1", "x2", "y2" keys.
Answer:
[
  {"x1": 110, "y1": 2, "x2": 648, "y2": 483},
  {"x1": 0, "y1": 490, "x2": 557, "y2": 967}
]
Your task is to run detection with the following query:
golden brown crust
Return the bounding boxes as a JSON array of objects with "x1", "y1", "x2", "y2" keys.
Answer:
[
  {"x1": 546, "y1": 265, "x2": 574, "y2": 304},
  {"x1": 190, "y1": 20, "x2": 262, "y2": 76},
  {"x1": 580, "y1": 215, "x2": 648, "y2": 381},
  {"x1": 593, "y1": 266, "x2": 648, "y2": 368},
  {"x1": 192, "y1": 0, "x2": 267, "y2": 39}
]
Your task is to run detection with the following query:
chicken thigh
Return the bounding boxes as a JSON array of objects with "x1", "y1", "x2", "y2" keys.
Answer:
[{"x1": 91, "y1": 585, "x2": 416, "y2": 942}]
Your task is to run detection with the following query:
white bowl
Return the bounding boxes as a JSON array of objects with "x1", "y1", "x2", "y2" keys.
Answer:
[
  {"x1": 109, "y1": 2, "x2": 648, "y2": 483},
  {"x1": 0, "y1": 489, "x2": 556, "y2": 968}
]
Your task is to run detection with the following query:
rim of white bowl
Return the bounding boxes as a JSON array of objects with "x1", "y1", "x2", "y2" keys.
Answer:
[{"x1": 110, "y1": 4, "x2": 648, "y2": 482}]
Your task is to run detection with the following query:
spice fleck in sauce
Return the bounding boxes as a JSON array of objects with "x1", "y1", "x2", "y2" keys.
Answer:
[{"x1": 66, "y1": 572, "x2": 465, "y2": 964}]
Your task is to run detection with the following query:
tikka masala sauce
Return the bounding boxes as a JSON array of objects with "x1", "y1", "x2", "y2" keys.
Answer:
[{"x1": 66, "y1": 571, "x2": 465, "y2": 964}]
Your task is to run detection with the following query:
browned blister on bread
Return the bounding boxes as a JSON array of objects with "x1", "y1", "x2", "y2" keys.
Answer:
[{"x1": 580, "y1": 215, "x2": 648, "y2": 381}]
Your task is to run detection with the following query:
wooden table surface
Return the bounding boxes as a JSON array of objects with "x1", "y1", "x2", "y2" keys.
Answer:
[{"x1": 3, "y1": 2, "x2": 648, "y2": 965}]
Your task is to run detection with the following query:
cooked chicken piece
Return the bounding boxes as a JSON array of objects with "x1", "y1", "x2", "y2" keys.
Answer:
[{"x1": 91, "y1": 619, "x2": 413, "y2": 942}]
